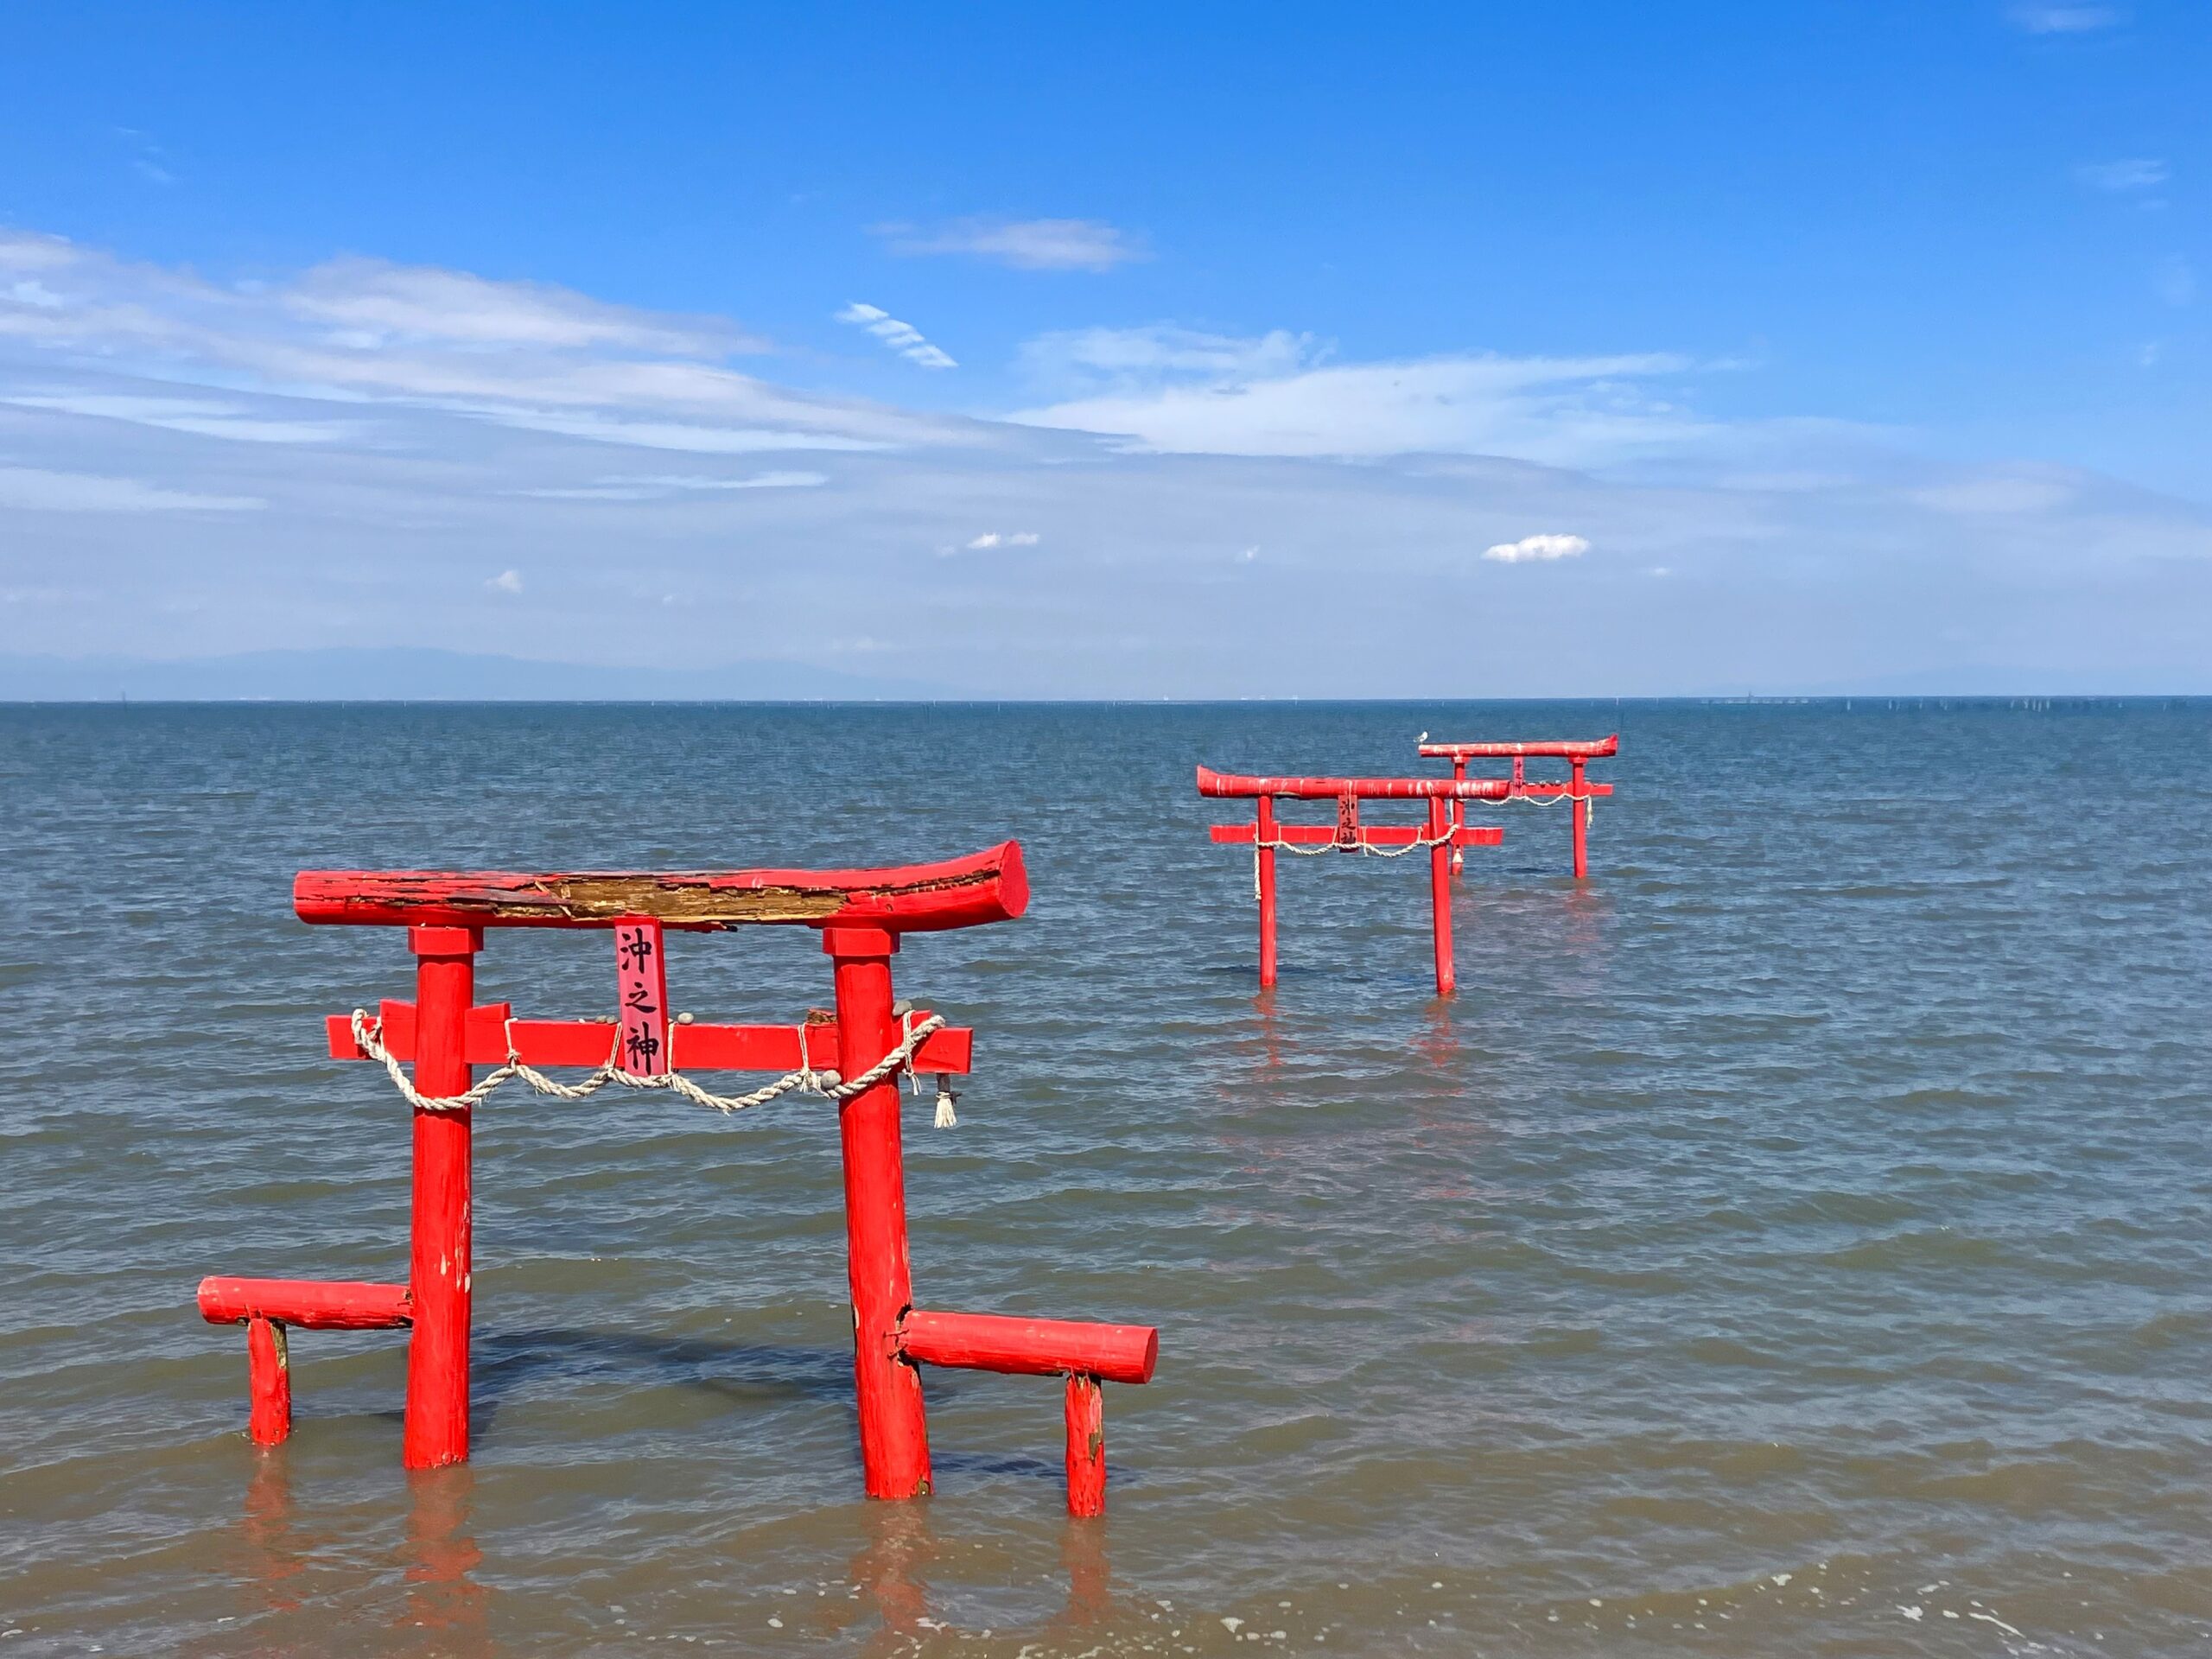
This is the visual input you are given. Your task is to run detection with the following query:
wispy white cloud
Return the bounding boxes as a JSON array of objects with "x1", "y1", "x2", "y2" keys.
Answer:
[
  {"x1": 2075, "y1": 158, "x2": 2168, "y2": 193},
  {"x1": 1021, "y1": 324, "x2": 1311, "y2": 383},
  {"x1": 284, "y1": 257, "x2": 752, "y2": 355},
  {"x1": 0, "y1": 231, "x2": 955, "y2": 455},
  {"x1": 966, "y1": 531, "x2": 1040, "y2": 550},
  {"x1": 1911, "y1": 468, "x2": 2079, "y2": 515},
  {"x1": 878, "y1": 217, "x2": 1147, "y2": 272},
  {"x1": 116, "y1": 128, "x2": 175, "y2": 186},
  {"x1": 1483, "y1": 532, "x2": 1589, "y2": 563},
  {"x1": 1013, "y1": 324, "x2": 1705, "y2": 465},
  {"x1": 512, "y1": 469, "x2": 828, "y2": 500},
  {"x1": 2008, "y1": 4, "x2": 2125, "y2": 32},
  {"x1": 0, "y1": 233, "x2": 79, "y2": 274},
  {"x1": 2154, "y1": 255, "x2": 2196, "y2": 307},
  {"x1": 486, "y1": 569, "x2": 524, "y2": 594},
  {"x1": 835, "y1": 302, "x2": 957, "y2": 370},
  {"x1": 481, "y1": 408, "x2": 887, "y2": 453},
  {"x1": 0, "y1": 464, "x2": 262, "y2": 512},
  {"x1": 0, "y1": 390, "x2": 356, "y2": 444},
  {"x1": 616, "y1": 470, "x2": 826, "y2": 491}
]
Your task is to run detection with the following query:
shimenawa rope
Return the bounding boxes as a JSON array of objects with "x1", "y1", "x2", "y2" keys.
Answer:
[
  {"x1": 349, "y1": 1008, "x2": 956, "y2": 1123},
  {"x1": 1249, "y1": 824, "x2": 1458, "y2": 898}
]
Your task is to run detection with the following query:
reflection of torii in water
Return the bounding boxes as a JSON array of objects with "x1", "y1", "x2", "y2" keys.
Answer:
[{"x1": 836, "y1": 1505, "x2": 1119, "y2": 1656}]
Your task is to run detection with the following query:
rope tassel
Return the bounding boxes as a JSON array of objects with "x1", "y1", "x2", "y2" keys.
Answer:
[{"x1": 932, "y1": 1077, "x2": 959, "y2": 1129}]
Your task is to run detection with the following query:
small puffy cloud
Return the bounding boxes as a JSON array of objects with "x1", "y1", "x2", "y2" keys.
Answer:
[
  {"x1": 2075, "y1": 158, "x2": 2168, "y2": 193},
  {"x1": 1483, "y1": 532, "x2": 1590, "y2": 563},
  {"x1": 879, "y1": 218, "x2": 1147, "y2": 272},
  {"x1": 486, "y1": 569, "x2": 524, "y2": 594},
  {"x1": 836, "y1": 302, "x2": 957, "y2": 370},
  {"x1": 966, "y1": 531, "x2": 1040, "y2": 550},
  {"x1": 2008, "y1": 3, "x2": 2124, "y2": 30}
]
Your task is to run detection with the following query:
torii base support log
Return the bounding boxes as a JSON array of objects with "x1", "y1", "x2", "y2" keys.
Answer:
[
  {"x1": 199, "y1": 1276, "x2": 415, "y2": 1446},
  {"x1": 898, "y1": 1308, "x2": 1155, "y2": 1516}
]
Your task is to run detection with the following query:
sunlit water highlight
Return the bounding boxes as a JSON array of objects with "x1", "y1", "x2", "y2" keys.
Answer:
[{"x1": 2, "y1": 699, "x2": 2209, "y2": 1656}]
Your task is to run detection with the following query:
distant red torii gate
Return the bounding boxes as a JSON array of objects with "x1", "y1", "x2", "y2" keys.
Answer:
[
  {"x1": 196, "y1": 843, "x2": 1156, "y2": 1516},
  {"x1": 1417, "y1": 734, "x2": 1619, "y2": 878},
  {"x1": 1198, "y1": 766, "x2": 1508, "y2": 995}
]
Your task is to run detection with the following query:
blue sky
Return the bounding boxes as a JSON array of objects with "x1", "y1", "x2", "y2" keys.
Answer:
[{"x1": 1, "y1": 3, "x2": 2207, "y2": 695}]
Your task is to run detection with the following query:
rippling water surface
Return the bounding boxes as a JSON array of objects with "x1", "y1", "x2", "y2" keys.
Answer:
[{"x1": 3, "y1": 699, "x2": 2210, "y2": 1657}]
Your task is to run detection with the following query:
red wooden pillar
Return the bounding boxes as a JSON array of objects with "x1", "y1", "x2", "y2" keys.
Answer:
[
  {"x1": 1569, "y1": 757, "x2": 1589, "y2": 880},
  {"x1": 404, "y1": 924, "x2": 480, "y2": 1470},
  {"x1": 1064, "y1": 1373, "x2": 1106, "y2": 1518},
  {"x1": 246, "y1": 1315, "x2": 291, "y2": 1446},
  {"x1": 1427, "y1": 795, "x2": 1455, "y2": 996},
  {"x1": 1255, "y1": 795, "x2": 1279, "y2": 989},
  {"x1": 825, "y1": 925, "x2": 933, "y2": 1500}
]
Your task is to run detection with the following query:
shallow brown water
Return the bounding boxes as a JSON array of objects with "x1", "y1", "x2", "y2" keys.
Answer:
[{"x1": 2, "y1": 699, "x2": 2209, "y2": 1656}]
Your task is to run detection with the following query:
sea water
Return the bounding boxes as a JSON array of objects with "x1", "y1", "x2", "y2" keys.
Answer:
[{"x1": 1, "y1": 699, "x2": 2208, "y2": 1656}]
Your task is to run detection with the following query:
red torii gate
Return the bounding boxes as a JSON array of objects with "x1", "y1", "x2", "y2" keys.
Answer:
[
  {"x1": 1417, "y1": 735, "x2": 1619, "y2": 879},
  {"x1": 1198, "y1": 766, "x2": 1509, "y2": 996},
  {"x1": 195, "y1": 843, "x2": 1156, "y2": 1516}
]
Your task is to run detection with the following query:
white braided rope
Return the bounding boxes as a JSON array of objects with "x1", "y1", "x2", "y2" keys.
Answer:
[
  {"x1": 349, "y1": 1008, "x2": 947, "y2": 1119},
  {"x1": 1494, "y1": 786, "x2": 1596, "y2": 816},
  {"x1": 1250, "y1": 826, "x2": 1459, "y2": 897}
]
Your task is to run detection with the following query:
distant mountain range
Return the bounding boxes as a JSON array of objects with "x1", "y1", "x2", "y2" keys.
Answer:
[
  {"x1": 1, "y1": 647, "x2": 2201, "y2": 702},
  {"x1": 0, "y1": 647, "x2": 956, "y2": 702}
]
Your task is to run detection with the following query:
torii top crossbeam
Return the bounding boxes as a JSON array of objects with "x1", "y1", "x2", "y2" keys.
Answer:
[
  {"x1": 1415, "y1": 735, "x2": 1618, "y2": 878},
  {"x1": 1414, "y1": 737, "x2": 1620, "y2": 761},
  {"x1": 292, "y1": 841, "x2": 1028, "y2": 934},
  {"x1": 1198, "y1": 766, "x2": 1514, "y2": 802}
]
